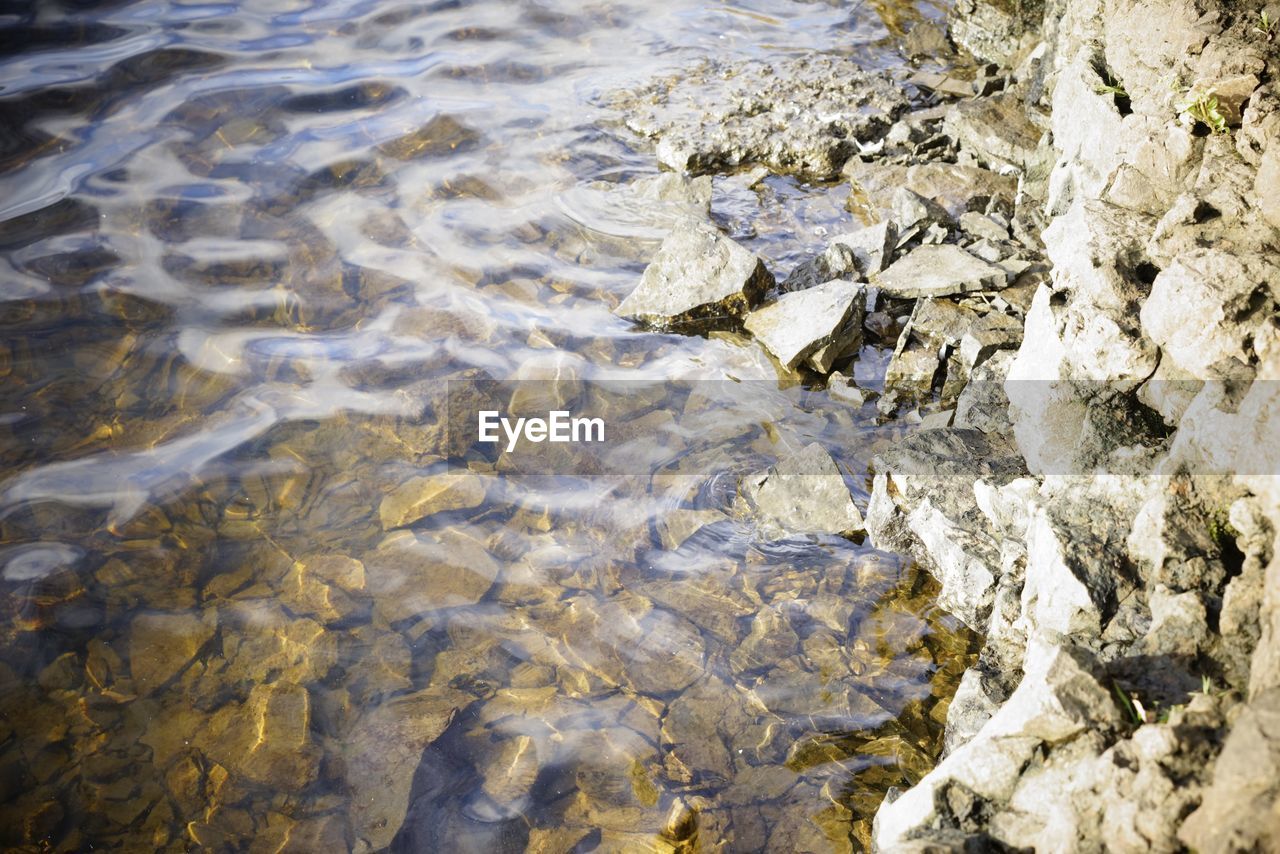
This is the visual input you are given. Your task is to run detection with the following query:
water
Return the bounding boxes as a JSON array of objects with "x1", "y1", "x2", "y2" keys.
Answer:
[{"x1": 0, "y1": 0, "x2": 974, "y2": 850}]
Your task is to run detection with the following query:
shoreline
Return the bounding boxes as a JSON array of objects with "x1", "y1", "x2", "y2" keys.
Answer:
[{"x1": 864, "y1": 0, "x2": 1280, "y2": 849}]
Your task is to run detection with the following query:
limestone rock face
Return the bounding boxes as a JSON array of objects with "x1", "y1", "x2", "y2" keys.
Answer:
[
  {"x1": 1179, "y1": 688, "x2": 1280, "y2": 854},
  {"x1": 861, "y1": 0, "x2": 1280, "y2": 849},
  {"x1": 948, "y1": 0, "x2": 1044, "y2": 66},
  {"x1": 874, "y1": 642, "x2": 1123, "y2": 849},
  {"x1": 738, "y1": 442, "x2": 863, "y2": 538},
  {"x1": 873, "y1": 245, "x2": 1008, "y2": 299},
  {"x1": 1258, "y1": 147, "x2": 1280, "y2": 232},
  {"x1": 744, "y1": 279, "x2": 865, "y2": 371},
  {"x1": 1140, "y1": 250, "x2": 1279, "y2": 378},
  {"x1": 615, "y1": 225, "x2": 772, "y2": 332}
]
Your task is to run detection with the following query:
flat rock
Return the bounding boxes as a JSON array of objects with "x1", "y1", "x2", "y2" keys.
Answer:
[
  {"x1": 129, "y1": 611, "x2": 217, "y2": 694},
  {"x1": 873, "y1": 244, "x2": 1008, "y2": 299},
  {"x1": 959, "y1": 211, "x2": 1010, "y2": 243},
  {"x1": 345, "y1": 687, "x2": 471, "y2": 852},
  {"x1": 200, "y1": 682, "x2": 320, "y2": 791},
  {"x1": 366, "y1": 529, "x2": 498, "y2": 624},
  {"x1": 379, "y1": 474, "x2": 486, "y2": 530},
  {"x1": 615, "y1": 225, "x2": 772, "y2": 332},
  {"x1": 739, "y1": 442, "x2": 863, "y2": 538},
  {"x1": 613, "y1": 55, "x2": 908, "y2": 180},
  {"x1": 744, "y1": 279, "x2": 865, "y2": 370}
]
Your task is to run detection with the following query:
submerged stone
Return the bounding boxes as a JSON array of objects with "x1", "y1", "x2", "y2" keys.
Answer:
[
  {"x1": 345, "y1": 687, "x2": 471, "y2": 852},
  {"x1": 378, "y1": 474, "x2": 486, "y2": 530},
  {"x1": 128, "y1": 611, "x2": 216, "y2": 695},
  {"x1": 614, "y1": 225, "x2": 772, "y2": 332}
]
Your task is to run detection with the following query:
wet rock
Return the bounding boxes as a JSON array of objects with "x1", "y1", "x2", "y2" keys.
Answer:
[
  {"x1": 615, "y1": 225, "x2": 772, "y2": 332},
  {"x1": 470, "y1": 734, "x2": 540, "y2": 821},
  {"x1": 617, "y1": 603, "x2": 708, "y2": 696},
  {"x1": 730, "y1": 605, "x2": 799, "y2": 673},
  {"x1": 200, "y1": 682, "x2": 320, "y2": 791},
  {"x1": 296, "y1": 554, "x2": 365, "y2": 592},
  {"x1": 639, "y1": 575, "x2": 753, "y2": 645},
  {"x1": 744, "y1": 279, "x2": 865, "y2": 371},
  {"x1": 873, "y1": 245, "x2": 1007, "y2": 299},
  {"x1": 653, "y1": 508, "x2": 728, "y2": 550},
  {"x1": 738, "y1": 442, "x2": 863, "y2": 538},
  {"x1": 213, "y1": 601, "x2": 337, "y2": 689},
  {"x1": 345, "y1": 687, "x2": 470, "y2": 852},
  {"x1": 661, "y1": 676, "x2": 751, "y2": 781},
  {"x1": 377, "y1": 113, "x2": 481, "y2": 160},
  {"x1": 365, "y1": 529, "x2": 497, "y2": 624},
  {"x1": 378, "y1": 474, "x2": 486, "y2": 530},
  {"x1": 615, "y1": 55, "x2": 909, "y2": 179},
  {"x1": 128, "y1": 610, "x2": 217, "y2": 695}
]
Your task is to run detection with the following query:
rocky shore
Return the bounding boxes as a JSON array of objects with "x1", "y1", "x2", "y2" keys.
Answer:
[
  {"x1": 611, "y1": 0, "x2": 1280, "y2": 849},
  {"x1": 861, "y1": 0, "x2": 1280, "y2": 850}
]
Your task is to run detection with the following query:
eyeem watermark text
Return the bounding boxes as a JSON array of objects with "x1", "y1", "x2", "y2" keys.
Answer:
[{"x1": 477, "y1": 410, "x2": 605, "y2": 452}]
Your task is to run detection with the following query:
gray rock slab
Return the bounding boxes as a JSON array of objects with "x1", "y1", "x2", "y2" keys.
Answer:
[
  {"x1": 873, "y1": 244, "x2": 1008, "y2": 298},
  {"x1": 739, "y1": 442, "x2": 864, "y2": 538},
  {"x1": 744, "y1": 279, "x2": 865, "y2": 370},
  {"x1": 615, "y1": 225, "x2": 773, "y2": 331},
  {"x1": 612, "y1": 55, "x2": 908, "y2": 180}
]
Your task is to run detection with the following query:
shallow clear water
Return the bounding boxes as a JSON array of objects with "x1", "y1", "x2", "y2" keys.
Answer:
[{"x1": 0, "y1": 0, "x2": 973, "y2": 850}]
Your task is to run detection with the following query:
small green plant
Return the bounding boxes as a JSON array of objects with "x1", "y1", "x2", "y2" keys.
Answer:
[
  {"x1": 1254, "y1": 10, "x2": 1276, "y2": 41},
  {"x1": 1177, "y1": 91, "x2": 1229, "y2": 134},
  {"x1": 1112, "y1": 681, "x2": 1147, "y2": 725},
  {"x1": 1094, "y1": 76, "x2": 1128, "y2": 99}
]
